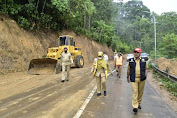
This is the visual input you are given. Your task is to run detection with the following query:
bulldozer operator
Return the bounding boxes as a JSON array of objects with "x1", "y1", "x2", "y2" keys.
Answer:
[{"x1": 60, "y1": 47, "x2": 73, "y2": 82}]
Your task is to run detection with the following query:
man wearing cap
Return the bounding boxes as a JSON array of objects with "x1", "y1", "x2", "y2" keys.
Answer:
[
  {"x1": 60, "y1": 47, "x2": 73, "y2": 82},
  {"x1": 115, "y1": 52, "x2": 123, "y2": 78},
  {"x1": 92, "y1": 51, "x2": 113, "y2": 96},
  {"x1": 127, "y1": 48, "x2": 148, "y2": 113}
]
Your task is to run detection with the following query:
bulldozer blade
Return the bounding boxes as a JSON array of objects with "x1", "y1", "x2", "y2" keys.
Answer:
[{"x1": 28, "y1": 58, "x2": 60, "y2": 75}]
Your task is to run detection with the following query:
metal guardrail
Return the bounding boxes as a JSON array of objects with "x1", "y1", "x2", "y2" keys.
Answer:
[{"x1": 152, "y1": 63, "x2": 177, "y2": 83}]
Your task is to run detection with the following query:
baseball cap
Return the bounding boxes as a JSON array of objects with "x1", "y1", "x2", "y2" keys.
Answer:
[{"x1": 134, "y1": 48, "x2": 142, "y2": 53}]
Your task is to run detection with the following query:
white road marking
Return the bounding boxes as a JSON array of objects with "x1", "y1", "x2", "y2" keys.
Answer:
[{"x1": 73, "y1": 70, "x2": 116, "y2": 118}]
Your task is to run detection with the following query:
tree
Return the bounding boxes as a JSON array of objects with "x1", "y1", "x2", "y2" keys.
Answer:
[{"x1": 159, "y1": 33, "x2": 177, "y2": 58}]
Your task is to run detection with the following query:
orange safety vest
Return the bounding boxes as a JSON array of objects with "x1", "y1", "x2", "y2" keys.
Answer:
[{"x1": 116, "y1": 56, "x2": 123, "y2": 66}]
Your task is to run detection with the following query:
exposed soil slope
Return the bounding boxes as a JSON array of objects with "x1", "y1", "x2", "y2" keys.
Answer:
[
  {"x1": 0, "y1": 15, "x2": 113, "y2": 74},
  {"x1": 157, "y1": 57, "x2": 177, "y2": 76}
]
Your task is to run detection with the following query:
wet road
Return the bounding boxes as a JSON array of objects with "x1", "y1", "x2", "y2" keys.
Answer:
[
  {"x1": 0, "y1": 63, "x2": 177, "y2": 118},
  {"x1": 80, "y1": 64, "x2": 177, "y2": 118}
]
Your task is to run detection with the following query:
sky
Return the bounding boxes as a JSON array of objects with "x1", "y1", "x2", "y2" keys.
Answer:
[{"x1": 113, "y1": 0, "x2": 177, "y2": 15}]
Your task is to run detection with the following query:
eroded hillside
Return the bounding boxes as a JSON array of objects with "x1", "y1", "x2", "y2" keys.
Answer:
[{"x1": 0, "y1": 15, "x2": 113, "y2": 74}]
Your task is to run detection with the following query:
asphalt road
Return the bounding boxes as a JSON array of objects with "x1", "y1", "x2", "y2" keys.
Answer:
[
  {"x1": 80, "y1": 64, "x2": 177, "y2": 118},
  {"x1": 0, "y1": 63, "x2": 176, "y2": 118}
]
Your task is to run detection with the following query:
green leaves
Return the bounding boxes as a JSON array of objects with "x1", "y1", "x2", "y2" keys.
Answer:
[
  {"x1": 155, "y1": 73, "x2": 177, "y2": 97},
  {"x1": 51, "y1": 0, "x2": 69, "y2": 12},
  {"x1": 1, "y1": 0, "x2": 176, "y2": 57},
  {"x1": 17, "y1": 16, "x2": 30, "y2": 29},
  {"x1": 114, "y1": 0, "x2": 177, "y2": 58},
  {"x1": 112, "y1": 37, "x2": 131, "y2": 53},
  {"x1": 160, "y1": 33, "x2": 177, "y2": 58}
]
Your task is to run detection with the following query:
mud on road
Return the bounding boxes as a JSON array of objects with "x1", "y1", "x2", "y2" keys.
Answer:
[
  {"x1": 0, "y1": 61, "x2": 177, "y2": 118},
  {"x1": 0, "y1": 64, "x2": 96, "y2": 118}
]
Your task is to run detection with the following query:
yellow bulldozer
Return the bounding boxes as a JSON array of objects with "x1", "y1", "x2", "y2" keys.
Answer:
[{"x1": 28, "y1": 35, "x2": 84, "y2": 75}]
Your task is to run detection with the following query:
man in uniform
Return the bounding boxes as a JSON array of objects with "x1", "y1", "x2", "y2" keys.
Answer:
[
  {"x1": 92, "y1": 51, "x2": 112, "y2": 96},
  {"x1": 60, "y1": 47, "x2": 73, "y2": 82},
  {"x1": 115, "y1": 52, "x2": 123, "y2": 78},
  {"x1": 127, "y1": 48, "x2": 148, "y2": 113}
]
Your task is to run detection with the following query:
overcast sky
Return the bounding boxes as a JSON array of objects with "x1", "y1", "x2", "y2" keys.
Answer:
[{"x1": 113, "y1": 0, "x2": 177, "y2": 15}]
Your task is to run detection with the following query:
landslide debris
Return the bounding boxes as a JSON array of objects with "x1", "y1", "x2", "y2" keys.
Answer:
[{"x1": 157, "y1": 57, "x2": 177, "y2": 76}]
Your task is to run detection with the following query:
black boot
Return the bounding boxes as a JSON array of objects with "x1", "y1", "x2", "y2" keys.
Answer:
[
  {"x1": 104, "y1": 91, "x2": 107, "y2": 96},
  {"x1": 97, "y1": 93, "x2": 101, "y2": 96},
  {"x1": 138, "y1": 105, "x2": 141, "y2": 109},
  {"x1": 61, "y1": 80, "x2": 65, "y2": 82},
  {"x1": 133, "y1": 108, "x2": 138, "y2": 113}
]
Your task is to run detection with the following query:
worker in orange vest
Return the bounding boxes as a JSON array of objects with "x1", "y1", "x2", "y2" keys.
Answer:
[{"x1": 115, "y1": 52, "x2": 123, "y2": 78}]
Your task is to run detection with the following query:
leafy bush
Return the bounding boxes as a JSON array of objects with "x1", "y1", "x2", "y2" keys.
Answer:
[
  {"x1": 154, "y1": 73, "x2": 177, "y2": 97},
  {"x1": 17, "y1": 16, "x2": 30, "y2": 29}
]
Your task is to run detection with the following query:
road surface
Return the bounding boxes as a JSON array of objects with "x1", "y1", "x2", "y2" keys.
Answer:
[
  {"x1": 0, "y1": 63, "x2": 176, "y2": 118},
  {"x1": 80, "y1": 64, "x2": 177, "y2": 118}
]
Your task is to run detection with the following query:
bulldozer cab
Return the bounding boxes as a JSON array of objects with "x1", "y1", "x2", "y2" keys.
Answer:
[
  {"x1": 57, "y1": 35, "x2": 82, "y2": 60},
  {"x1": 59, "y1": 36, "x2": 75, "y2": 46},
  {"x1": 58, "y1": 35, "x2": 75, "y2": 53}
]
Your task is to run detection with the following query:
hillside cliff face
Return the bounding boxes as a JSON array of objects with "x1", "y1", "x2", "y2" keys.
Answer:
[{"x1": 0, "y1": 15, "x2": 113, "y2": 74}]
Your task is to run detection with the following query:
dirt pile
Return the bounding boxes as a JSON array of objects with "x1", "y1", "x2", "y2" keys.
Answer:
[
  {"x1": 157, "y1": 57, "x2": 177, "y2": 76},
  {"x1": 0, "y1": 15, "x2": 113, "y2": 74}
]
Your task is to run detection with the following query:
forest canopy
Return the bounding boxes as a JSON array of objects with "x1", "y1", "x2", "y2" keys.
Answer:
[{"x1": 0, "y1": 0, "x2": 176, "y2": 58}]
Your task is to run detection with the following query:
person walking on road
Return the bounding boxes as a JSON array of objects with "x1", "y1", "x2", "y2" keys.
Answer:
[
  {"x1": 60, "y1": 47, "x2": 73, "y2": 82},
  {"x1": 127, "y1": 48, "x2": 148, "y2": 113},
  {"x1": 92, "y1": 51, "x2": 113, "y2": 96},
  {"x1": 115, "y1": 52, "x2": 123, "y2": 78}
]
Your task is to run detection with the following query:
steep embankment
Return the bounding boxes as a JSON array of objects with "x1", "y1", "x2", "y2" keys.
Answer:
[
  {"x1": 157, "y1": 57, "x2": 177, "y2": 76},
  {"x1": 0, "y1": 15, "x2": 113, "y2": 74}
]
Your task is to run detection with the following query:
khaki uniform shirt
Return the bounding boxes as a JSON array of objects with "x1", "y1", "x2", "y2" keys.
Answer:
[
  {"x1": 127, "y1": 57, "x2": 148, "y2": 78},
  {"x1": 60, "y1": 52, "x2": 73, "y2": 65},
  {"x1": 95, "y1": 62, "x2": 112, "y2": 77}
]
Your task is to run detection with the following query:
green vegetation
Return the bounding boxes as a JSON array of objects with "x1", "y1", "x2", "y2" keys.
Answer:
[
  {"x1": 155, "y1": 33, "x2": 177, "y2": 59},
  {"x1": 114, "y1": 1, "x2": 177, "y2": 57},
  {"x1": 0, "y1": 0, "x2": 177, "y2": 56},
  {"x1": 154, "y1": 73, "x2": 177, "y2": 97}
]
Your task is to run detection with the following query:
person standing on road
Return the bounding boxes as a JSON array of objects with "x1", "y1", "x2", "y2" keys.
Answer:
[
  {"x1": 92, "y1": 51, "x2": 113, "y2": 96},
  {"x1": 103, "y1": 52, "x2": 112, "y2": 75},
  {"x1": 127, "y1": 48, "x2": 148, "y2": 113},
  {"x1": 103, "y1": 52, "x2": 109, "y2": 63},
  {"x1": 115, "y1": 52, "x2": 123, "y2": 78},
  {"x1": 114, "y1": 52, "x2": 118, "y2": 60},
  {"x1": 60, "y1": 47, "x2": 73, "y2": 82}
]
